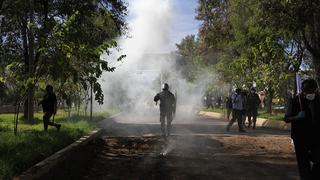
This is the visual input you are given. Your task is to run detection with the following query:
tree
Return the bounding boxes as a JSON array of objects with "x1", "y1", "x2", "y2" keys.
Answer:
[
  {"x1": 196, "y1": 0, "x2": 294, "y2": 112},
  {"x1": 1, "y1": 0, "x2": 127, "y2": 123},
  {"x1": 176, "y1": 35, "x2": 204, "y2": 82},
  {"x1": 196, "y1": 0, "x2": 233, "y2": 64},
  {"x1": 259, "y1": 0, "x2": 320, "y2": 85}
]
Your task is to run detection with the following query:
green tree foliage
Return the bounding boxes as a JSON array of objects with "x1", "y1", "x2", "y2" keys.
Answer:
[
  {"x1": 259, "y1": 0, "x2": 320, "y2": 84},
  {"x1": 196, "y1": 0, "x2": 233, "y2": 64},
  {"x1": 0, "y1": 0, "x2": 127, "y2": 122},
  {"x1": 176, "y1": 35, "x2": 204, "y2": 82},
  {"x1": 195, "y1": 0, "x2": 309, "y2": 112}
]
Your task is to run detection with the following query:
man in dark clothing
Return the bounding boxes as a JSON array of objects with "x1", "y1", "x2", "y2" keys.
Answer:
[
  {"x1": 246, "y1": 87, "x2": 261, "y2": 128},
  {"x1": 285, "y1": 79, "x2": 320, "y2": 180},
  {"x1": 225, "y1": 95, "x2": 233, "y2": 120},
  {"x1": 226, "y1": 88, "x2": 246, "y2": 132},
  {"x1": 39, "y1": 85, "x2": 61, "y2": 131},
  {"x1": 154, "y1": 83, "x2": 176, "y2": 137}
]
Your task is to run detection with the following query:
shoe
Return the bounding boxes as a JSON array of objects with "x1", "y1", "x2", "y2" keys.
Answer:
[
  {"x1": 239, "y1": 129, "x2": 246, "y2": 133},
  {"x1": 56, "y1": 124, "x2": 61, "y2": 131}
]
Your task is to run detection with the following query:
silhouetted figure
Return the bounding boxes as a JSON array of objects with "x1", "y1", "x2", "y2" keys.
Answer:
[
  {"x1": 225, "y1": 95, "x2": 233, "y2": 120},
  {"x1": 39, "y1": 85, "x2": 61, "y2": 131},
  {"x1": 205, "y1": 91, "x2": 214, "y2": 109},
  {"x1": 246, "y1": 87, "x2": 261, "y2": 128},
  {"x1": 241, "y1": 90, "x2": 248, "y2": 128},
  {"x1": 285, "y1": 79, "x2": 320, "y2": 180},
  {"x1": 226, "y1": 88, "x2": 245, "y2": 132},
  {"x1": 216, "y1": 96, "x2": 222, "y2": 108},
  {"x1": 154, "y1": 83, "x2": 176, "y2": 137}
]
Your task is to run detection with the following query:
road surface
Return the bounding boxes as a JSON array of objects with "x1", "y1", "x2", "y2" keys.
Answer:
[{"x1": 50, "y1": 111, "x2": 299, "y2": 180}]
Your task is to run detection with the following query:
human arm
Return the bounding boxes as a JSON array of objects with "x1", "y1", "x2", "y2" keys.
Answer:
[
  {"x1": 256, "y1": 95, "x2": 261, "y2": 107},
  {"x1": 284, "y1": 97, "x2": 303, "y2": 123},
  {"x1": 154, "y1": 93, "x2": 160, "y2": 105}
]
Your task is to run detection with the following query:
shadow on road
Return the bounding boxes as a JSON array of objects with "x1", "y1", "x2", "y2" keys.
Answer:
[{"x1": 41, "y1": 113, "x2": 298, "y2": 180}]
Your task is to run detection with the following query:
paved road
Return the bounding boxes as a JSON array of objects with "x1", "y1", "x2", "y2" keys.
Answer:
[{"x1": 55, "y1": 111, "x2": 299, "y2": 180}]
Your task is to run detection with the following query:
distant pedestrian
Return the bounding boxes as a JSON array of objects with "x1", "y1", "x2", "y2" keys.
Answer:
[
  {"x1": 154, "y1": 83, "x2": 176, "y2": 137},
  {"x1": 285, "y1": 79, "x2": 320, "y2": 180},
  {"x1": 246, "y1": 87, "x2": 261, "y2": 128},
  {"x1": 225, "y1": 95, "x2": 233, "y2": 120},
  {"x1": 205, "y1": 91, "x2": 214, "y2": 109},
  {"x1": 39, "y1": 85, "x2": 61, "y2": 131},
  {"x1": 241, "y1": 90, "x2": 248, "y2": 128},
  {"x1": 226, "y1": 88, "x2": 246, "y2": 132}
]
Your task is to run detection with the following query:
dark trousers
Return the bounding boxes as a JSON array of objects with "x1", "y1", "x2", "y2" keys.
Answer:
[
  {"x1": 227, "y1": 109, "x2": 245, "y2": 131},
  {"x1": 43, "y1": 111, "x2": 59, "y2": 131},
  {"x1": 293, "y1": 139, "x2": 320, "y2": 180},
  {"x1": 247, "y1": 109, "x2": 258, "y2": 128},
  {"x1": 160, "y1": 111, "x2": 173, "y2": 136},
  {"x1": 226, "y1": 108, "x2": 232, "y2": 120}
]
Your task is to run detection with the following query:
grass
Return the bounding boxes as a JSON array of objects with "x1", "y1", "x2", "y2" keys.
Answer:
[
  {"x1": 202, "y1": 107, "x2": 225, "y2": 114},
  {"x1": 0, "y1": 110, "x2": 111, "y2": 180},
  {"x1": 202, "y1": 107, "x2": 285, "y2": 121}
]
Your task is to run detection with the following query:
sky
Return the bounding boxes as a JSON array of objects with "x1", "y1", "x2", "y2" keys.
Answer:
[
  {"x1": 171, "y1": 0, "x2": 201, "y2": 47},
  {"x1": 125, "y1": 0, "x2": 201, "y2": 51}
]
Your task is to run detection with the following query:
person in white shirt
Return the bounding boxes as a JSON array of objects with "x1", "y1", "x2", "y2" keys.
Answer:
[{"x1": 226, "y1": 88, "x2": 246, "y2": 132}]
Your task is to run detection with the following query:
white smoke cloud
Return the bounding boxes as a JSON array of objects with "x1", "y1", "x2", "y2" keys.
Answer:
[{"x1": 97, "y1": 0, "x2": 226, "y2": 122}]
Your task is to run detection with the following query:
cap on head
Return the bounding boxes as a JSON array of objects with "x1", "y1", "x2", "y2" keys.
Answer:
[
  {"x1": 163, "y1": 83, "x2": 169, "y2": 90},
  {"x1": 302, "y1": 79, "x2": 318, "y2": 93},
  {"x1": 235, "y1": 88, "x2": 241, "y2": 94},
  {"x1": 46, "y1": 85, "x2": 53, "y2": 92},
  {"x1": 250, "y1": 87, "x2": 256, "y2": 92}
]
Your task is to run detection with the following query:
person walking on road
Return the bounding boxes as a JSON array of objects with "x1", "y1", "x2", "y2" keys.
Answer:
[
  {"x1": 285, "y1": 79, "x2": 320, "y2": 180},
  {"x1": 39, "y1": 85, "x2": 61, "y2": 131},
  {"x1": 246, "y1": 87, "x2": 261, "y2": 128},
  {"x1": 225, "y1": 95, "x2": 233, "y2": 120},
  {"x1": 154, "y1": 83, "x2": 176, "y2": 137},
  {"x1": 226, "y1": 88, "x2": 246, "y2": 132}
]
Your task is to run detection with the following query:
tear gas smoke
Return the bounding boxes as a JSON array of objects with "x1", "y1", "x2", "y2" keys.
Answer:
[{"x1": 98, "y1": 0, "x2": 230, "y2": 122}]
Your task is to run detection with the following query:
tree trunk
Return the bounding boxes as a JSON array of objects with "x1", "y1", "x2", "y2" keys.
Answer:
[
  {"x1": 265, "y1": 84, "x2": 274, "y2": 113},
  {"x1": 26, "y1": 0, "x2": 35, "y2": 123},
  {"x1": 312, "y1": 54, "x2": 320, "y2": 86},
  {"x1": 90, "y1": 82, "x2": 93, "y2": 121},
  {"x1": 27, "y1": 87, "x2": 35, "y2": 123}
]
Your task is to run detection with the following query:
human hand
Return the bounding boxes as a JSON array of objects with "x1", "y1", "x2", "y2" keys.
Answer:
[{"x1": 296, "y1": 111, "x2": 305, "y2": 119}]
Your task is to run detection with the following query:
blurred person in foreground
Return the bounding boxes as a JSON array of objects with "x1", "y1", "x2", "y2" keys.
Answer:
[
  {"x1": 39, "y1": 85, "x2": 61, "y2": 131},
  {"x1": 154, "y1": 83, "x2": 176, "y2": 137},
  {"x1": 285, "y1": 79, "x2": 320, "y2": 180}
]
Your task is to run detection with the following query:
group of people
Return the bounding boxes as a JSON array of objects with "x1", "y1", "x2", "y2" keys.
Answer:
[
  {"x1": 40, "y1": 80, "x2": 319, "y2": 179},
  {"x1": 226, "y1": 87, "x2": 261, "y2": 132},
  {"x1": 223, "y1": 79, "x2": 320, "y2": 179},
  {"x1": 204, "y1": 92, "x2": 223, "y2": 109}
]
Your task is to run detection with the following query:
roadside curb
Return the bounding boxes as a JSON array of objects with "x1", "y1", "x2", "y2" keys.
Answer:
[
  {"x1": 14, "y1": 129, "x2": 103, "y2": 180},
  {"x1": 198, "y1": 111, "x2": 291, "y2": 130}
]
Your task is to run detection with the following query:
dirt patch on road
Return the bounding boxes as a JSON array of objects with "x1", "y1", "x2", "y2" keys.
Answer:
[
  {"x1": 48, "y1": 135, "x2": 298, "y2": 180},
  {"x1": 222, "y1": 135, "x2": 295, "y2": 155}
]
